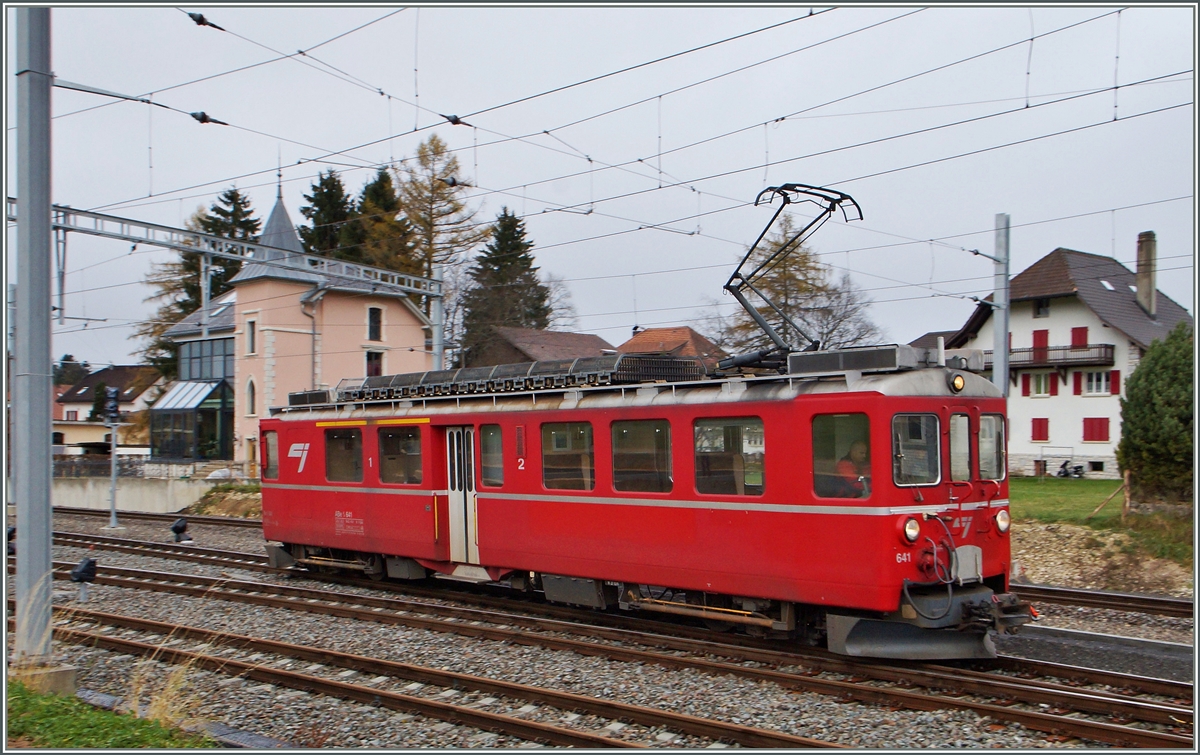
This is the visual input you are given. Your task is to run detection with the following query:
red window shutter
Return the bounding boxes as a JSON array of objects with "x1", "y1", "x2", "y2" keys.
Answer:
[
  {"x1": 1032, "y1": 418, "x2": 1049, "y2": 442},
  {"x1": 1032, "y1": 330, "x2": 1049, "y2": 348},
  {"x1": 1083, "y1": 418, "x2": 1110, "y2": 442},
  {"x1": 1071, "y1": 327, "x2": 1088, "y2": 348},
  {"x1": 1021, "y1": 374, "x2": 1030, "y2": 396},
  {"x1": 1073, "y1": 372, "x2": 1083, "y2": 395},
  {"x1": 1049, "y1": 372, "x2": 1058, "y2": 396},
  {"x1": 1110, "y1": 370, "x2": 1120, "y2": 395}
]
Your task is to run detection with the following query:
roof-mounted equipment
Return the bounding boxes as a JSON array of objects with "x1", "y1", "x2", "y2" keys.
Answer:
[{"x1": 719, "y1": 183, "x2": 862, "y2": 371}]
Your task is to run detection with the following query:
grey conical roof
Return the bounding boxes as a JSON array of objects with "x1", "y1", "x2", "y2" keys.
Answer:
[{"x1": 258, "y1": 194, "x2": 304, "y2": 258}]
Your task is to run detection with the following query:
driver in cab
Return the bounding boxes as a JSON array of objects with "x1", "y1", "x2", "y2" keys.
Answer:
[{"x1": 836, "y1": 440, "x2": 871, "y2": 498}]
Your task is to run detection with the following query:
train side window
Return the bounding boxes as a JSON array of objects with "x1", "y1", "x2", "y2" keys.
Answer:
[
  {"x1": 950, "y1": 414, "x2": 971, "y2": 481},
  {"x1": 379, "y1": 426, "x2": 422, "y2": 484},
  {"x1": 262, "y1": 430, "x2": 279, "y2": 480},
  {"x1": 480, "y1": 424, "x2": 503, "y2": 487},
  {"x1": 812, "y1": 413, "x2": 870, "y2": 499},
  {"x1": 613, "y1": 420, "x2": 672, "y2": 493},
  {"x1": 892, "y1": 414, "x2": 939, "y2": 486},
  {"x1": 979, "y1": 415, "x2": 1006, "y2": 481},
  {"x1": 694, "y1": 417, "x2": 764, "y2": 496},
  {"x1": 325, "y1": 428, "x2": 363, "y2": 482},
  {"x1": 541, "y1": 422, "x2": 594, "y2": 490}
]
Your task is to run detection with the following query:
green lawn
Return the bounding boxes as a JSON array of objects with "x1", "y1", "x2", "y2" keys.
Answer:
[
  {"x1": 1009, "y1": 477, "x2": 1194, "y2": 566},
  {"x1": 5, "y1": 680, "x2": 212, "y2": 749}
]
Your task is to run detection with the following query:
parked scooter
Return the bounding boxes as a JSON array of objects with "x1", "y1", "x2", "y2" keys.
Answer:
[{"x1": 1056, "y1": 460, "x2": 1085, "y2": 478}]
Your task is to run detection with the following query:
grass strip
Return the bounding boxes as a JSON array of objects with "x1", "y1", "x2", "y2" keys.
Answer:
[
  {"x1": 1009, "y1": 477, "x2": 1193, "y2": 567},
  {"x1": 5, "y1": 680, "x2": 211, "y2": 749}
]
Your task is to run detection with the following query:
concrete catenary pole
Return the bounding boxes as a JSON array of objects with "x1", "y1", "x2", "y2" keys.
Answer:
[
  {"x1": 993, "y1": 213, "x2": 1011, "y2": 398},
  {"x1": 14, "y1": 6, "x2": 54, "y2": 665}
]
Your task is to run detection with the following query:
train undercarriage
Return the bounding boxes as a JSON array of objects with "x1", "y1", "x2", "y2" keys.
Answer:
[{"x1": 266, "y1": 542, "x2": 1033, "y2": 659}]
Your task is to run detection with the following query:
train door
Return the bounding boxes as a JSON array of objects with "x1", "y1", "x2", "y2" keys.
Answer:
[{"x1": 445, "y1": 427, "x2": 479, "y2": 564}]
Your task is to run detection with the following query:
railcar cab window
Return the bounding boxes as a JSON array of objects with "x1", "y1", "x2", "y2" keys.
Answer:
[
  {"x1": 480, "y1": 425, "x2": 503, "y2": 487},
  {"x1": 694, "y1": 417, "x2": 764, "y2": 496},
  {"x1": 612, "y1": 420, "x2": 672, "y2": 493},
  {"x1": 379, "y1": 426, "x2": 422, "y2": 484},
  {"x1": 813, "y1": 413, "x2": 870, "y2": 498},
  {"x1": 325, "y1": 428, "x2": 363, "y2": 482},
  {"x1": 892, "y1": 414, "x2": 940, "y2": 486},
  {"x1": 541, "y1": 422, "x2": 594, "y2": 490},
  {"x1": 950, "y1": 414, "x2": 972, "y2": 481},
  {"x1": 979, "y1": 415, "x2": 1006, "y2": 481},
  {"x1": 262, "y1": 430, "x2": 279, "y2": 480}
]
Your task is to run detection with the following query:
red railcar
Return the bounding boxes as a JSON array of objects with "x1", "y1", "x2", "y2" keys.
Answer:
[{"x1": 260, "y1": 346, "x2": 1031, "y2": 659}]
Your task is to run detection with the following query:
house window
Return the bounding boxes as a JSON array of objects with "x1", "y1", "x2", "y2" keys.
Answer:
[
  {"x1": 1089, "y1": 461, "x2": 1105, "y2": 472},
  {"x1": 246, "y1": 320, "x2": 257, "y2": 355},
  {"x1": 1084, "y1": 371, "x2": 1110, "y2": 395},
  {"x1": 365, "y1": 351, "x2": 383, "y2": 377},
  {"x1": 1033, "y1": 298, "x2": 1050, "y2": 318},
  {"x1": 1031, "y1": 418, "x2": 1049, "y2": 442},
  {"x1": 1083, "y1": 417, "x2": 1110, "y2": 442},
  {"x1": 52, "y1": 432, "x2": 64, "y2": 444},
  {"x1": 246, "y1": 380, "x2": 256, "y2": 416},
  {"x1": 368, "y1": 307, "x2": 382, "y2": 342},
  {"x1": 1031, "y1": 373, "x2": 1051, "y2": 397},
  {"x1": 66, "y1": 410, "x2": 78, "y2": 421}
]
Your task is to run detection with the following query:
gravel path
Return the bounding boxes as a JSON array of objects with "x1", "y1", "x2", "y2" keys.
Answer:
[{"x1": 10, "y1": 513, "x2": 1191, "y2": 748}]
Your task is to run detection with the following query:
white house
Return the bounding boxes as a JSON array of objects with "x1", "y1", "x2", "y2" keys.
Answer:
[{"x1": 945, "y1": 232, "x2": 1192, "y2": 479}]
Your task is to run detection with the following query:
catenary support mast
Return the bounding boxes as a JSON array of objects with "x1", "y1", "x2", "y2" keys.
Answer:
[{"x1": 13, "y1": 6, "x2": 54, "y2": 665}]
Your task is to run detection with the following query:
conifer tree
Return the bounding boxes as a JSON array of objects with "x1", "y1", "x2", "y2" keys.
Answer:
[
  {"x1": 298, "y1": 169, "x2": 354, "y2": 258},
  {"x1": 395, "y1": 134, "x2": 490, "y2": 284},
  {"x1": 133, "y1": 189, "x2": 261, "y2": 380},
  {"x1": 342, "y1": 168, "x2": 419, "y2": 273},
  {"x1": 461, "y1": 208, "x2": 551, "y2": 366},
  {"x1": 1117, "y1": 321, "x2": 1194, "y2": 500}
]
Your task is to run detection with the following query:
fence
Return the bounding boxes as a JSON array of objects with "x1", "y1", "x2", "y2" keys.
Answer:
[{"x1": 53, "y1": 457, "x2": 255, "y2": 480}]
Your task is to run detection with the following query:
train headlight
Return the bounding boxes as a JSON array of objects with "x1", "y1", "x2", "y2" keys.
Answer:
[
  {"x1": 903, "y1": 517, "x2": 921, "y2": 543},
  {"x1": 995, "y1": 509, "x2": 1011, "y2": 533},
  {"x1": 947, "y1": 372, "x2": 966, "y2": 393}
]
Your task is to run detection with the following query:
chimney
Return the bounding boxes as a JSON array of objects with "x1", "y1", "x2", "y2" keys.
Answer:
[{"x1": 1136, "y1": 231, "x2": 1156, "y2": 318}]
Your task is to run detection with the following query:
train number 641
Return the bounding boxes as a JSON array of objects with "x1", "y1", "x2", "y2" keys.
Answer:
[{"x1": 896, "y1": 552, "x2": 912, "y2": 563}]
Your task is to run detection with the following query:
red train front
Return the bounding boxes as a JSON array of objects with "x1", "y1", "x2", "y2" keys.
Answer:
[{"x1": 260, "y1": 346, "x2": 1032, "y2": 659}]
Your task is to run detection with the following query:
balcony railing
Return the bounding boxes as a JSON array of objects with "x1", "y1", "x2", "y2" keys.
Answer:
[{"x1": 983, "y1": 343, "x2": 1114, "y2": 369}]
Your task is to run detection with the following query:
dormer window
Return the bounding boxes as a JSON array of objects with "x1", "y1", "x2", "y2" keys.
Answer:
[{"x1": 1033, "y1": 298, "x2": 1050, "y2": 318}]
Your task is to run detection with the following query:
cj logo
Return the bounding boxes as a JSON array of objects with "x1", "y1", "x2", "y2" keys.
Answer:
[{"x1": 288, "y1": 443, "x2": 310, "y2": 473}]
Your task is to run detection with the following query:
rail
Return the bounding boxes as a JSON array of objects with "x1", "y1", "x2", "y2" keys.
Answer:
[{"x1": 1014, "y1": 584, "x2": 1193, "y2": 618}]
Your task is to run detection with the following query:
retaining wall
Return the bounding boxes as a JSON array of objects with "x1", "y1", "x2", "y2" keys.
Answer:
[{"x1": 51, "y1": 477, "x2": 219, "y2": 514}]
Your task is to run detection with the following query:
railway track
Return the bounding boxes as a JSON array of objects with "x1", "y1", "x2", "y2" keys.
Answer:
[
  {"x1": 23, "y1": 606, "x2": 840, "y2": 749},
  {"x1": 1012, "y1": 584, "x2": 1194, "y2": 618},
  {"x1": 46, "y1": 532, "x2": 1194, "y2": 697},
  {"x1": 25, "y1": 554, "x2": 1194, "y2": 748},
  {"x1": 49, "y1": 508, "x2": 1196, "y2": 619},
  {"x1": 49, "y1": 506, "x2": 262, "y2": 529}
]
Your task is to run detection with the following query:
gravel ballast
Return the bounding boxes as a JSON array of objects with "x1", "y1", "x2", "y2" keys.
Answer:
[{"x1": 11, "y1": 513, "x2": 1193, "y2": 748}]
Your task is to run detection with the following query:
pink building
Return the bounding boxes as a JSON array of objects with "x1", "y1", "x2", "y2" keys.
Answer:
[{"x1": 155, "y1": 190, "x2": 432, "y2": 470}]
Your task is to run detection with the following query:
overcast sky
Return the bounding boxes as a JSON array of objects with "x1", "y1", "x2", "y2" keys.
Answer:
[{"x1": 5, "y1": 4, "x2": 1195, "y2": 370}]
